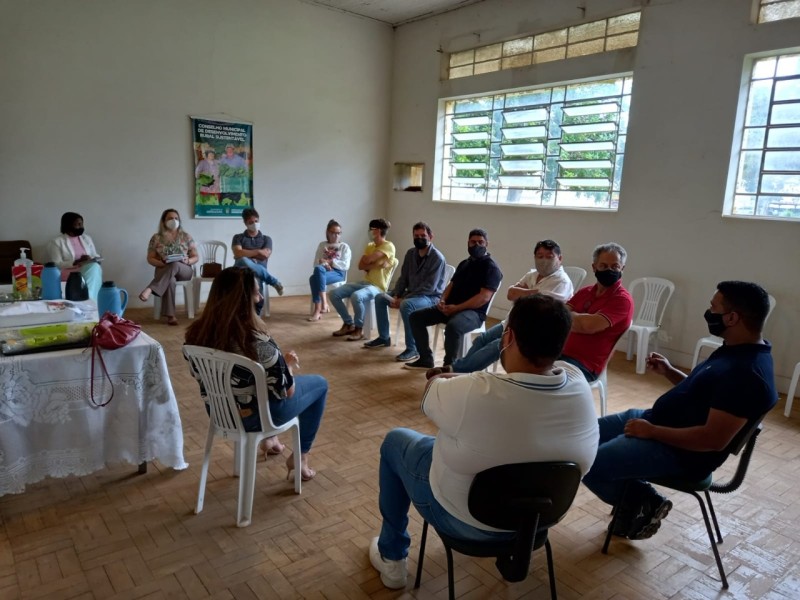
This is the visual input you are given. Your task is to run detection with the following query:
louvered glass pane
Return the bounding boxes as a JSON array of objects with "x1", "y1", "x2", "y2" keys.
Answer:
[
  {"x1": 506, "y1": 90, "x2": 551, "y2": 108},
  {"x1": 504, "y1": 109, "x2": 548, "y2": 124},
  {"x1": 735, "y1": 151, "x2": 762, "y2": 193},
  {"x1": 559, "y1": 160, "x2": 614, "y2": 169},
  {"x1": 771, "y1": 102, "x2": 800, "y2": 124},
  {"x1": 764, "y1": 151, "x2": 800, "y2": 171},
  {"x1": 475, "y1": 44, "x2": 502, "y2": 62},
  {"x1": 766, "y1": 127, "x2": 800, "y2": 147},
  {"x1": 452, "y1": 115, "x2": 492, "y2": 127},
  {"x1": 500, "y1": 160, "x2": 544, "y2": 172},
  {"x1": 500, "y1": 176, "x2": 542, "y2": 187},
  {"x1": 503, "y1": 37, "x2": 533, "y2": 56},
  {"x1": 452, "y1": 132, "x2": 490, "y2": 141},
  {"x1": 777, "y1": 54, "x2": 800, "y2": 76},
  {"x1": 502, "y1": 126, "x2": 548, "y2": 140},
  {"x1": 451, "y1": 177, "x2": 486, "y2": 186},
  {"x1": 501, "y1": 143, "x2": 545, "y2": 156},
  {"x1": 449, "y1": 65, "x2": 473, "y2": 79},
  {"x1": 744, "y1": 81, "x2": 772, "y2": 126},
  {"x1": 454, "y1": 98, "x2": 492, "y2": 113},
  {"x1": 732, "y1": 195, "x2": 756, "y2": 215},
  {"x1": 534, "y1": 47, "x2": 567, "y2": 64},
  {"x1": 475, "y1": 60, "x2": 500, "y2": 75},
  {"x1": 606, "y1": 32, "x2": 638, "y2": 51},
  {"x1": 569, "y1": 20, "x2": 606, "y2": 43},
  {"x1": 567, "y1": 39, "x2": 605, "y2": 58},
  {"x1": 561, "y1": 122, "x2": 617, "y2": 134},
  {"x1": 562, "y1": 103, "x2": 619, "y2": 117},
  {"x1": 607, "y1": 12, "x2": 640, "y2": 35},
  {"x1": 756, "y1": 196, "x2": 800, "y2": 218},
  {"x1": 556, "y1": 190, "x2": 612, "y2": 208},
  {"x1": 450, "y1": 50, "x2": 474, "y2": 67},
  {"x1": 560, "y1": 141, "x2": 616, "y2": 152},
  {"x1": 759, "y1": 0, "x2": 800, "y2": 23},
  {"x1": 557, "y1": 178, "x2": 610, "y2": 188},
  {"x1": 753, "y1": 58, "x2": 777, "y2": 80},
  {"x1": 567, "y1": 79, "x2": 624, "y2": 101},
  {"x1": 452, "y1": 148, "x2": 489, "y2": 156},
  {"x1": 742, "y1": 127, "x2": 766, "y2": 149},
  {"x1": 774, "y1": 78, "x2": 800, "y2": 101},
  {"x1": 762, "y1": 174, "x2": 800, "y2": 193},
  {"x1": 534, "y1": 29, "x2": 567, "y2": 50}
]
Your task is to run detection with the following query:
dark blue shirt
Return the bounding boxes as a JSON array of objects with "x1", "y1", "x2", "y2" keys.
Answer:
[{"x1": 232, "y1": 231, "x2": 272, "y2": 267}]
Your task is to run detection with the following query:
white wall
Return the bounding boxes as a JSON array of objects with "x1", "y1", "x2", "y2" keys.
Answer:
[
  {"x1": 0, "y1": 0, "x2": 392, "y2": 301},
  {"x1": 387, "y1": 0, "x2": 800, "y2": 387}
]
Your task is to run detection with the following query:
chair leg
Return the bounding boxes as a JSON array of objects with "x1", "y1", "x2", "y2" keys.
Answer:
[
  {"x1": 444, "y1": 544, "x2": 456, "y2": 600},
  {"x1": 626, "y1": 330, "x2": 635, "y2": 361},
  {"x1": 236, "y1": 435, "x2": 259, "y2": 527},
  {"x1": 291, "y1": 423, "x2": 302, "y2": 494},
  {"x1": 704, "y1": 490, "x2": 723, "y2": 544},
  {"x1": 635, "y1": 332, "x2": 650, "y2": 375},
  {"x1": 185, "y1": 282, "x2": 196, "y2": 319},
  {"x1": 195, "y1": 424, "x2": 216, "y2": 514},
  {"x1": 689, "y1": 491, "x2": 728, "y2": 589},
  {"x1": 785, "y1": 362, "x2": 800, "y2": 417},
  {"x1": 545, "y1": 538, "x2": 558, "y2": 600},
  {"x1": 414, "y1": 520, "x2": 429, "y2": 589},
  {"x1": 691, "y1": 340, "x2": 704, "y2": 369},
  {"x1": 602, "y1": 482, "x2": 630, "y2": 554}
]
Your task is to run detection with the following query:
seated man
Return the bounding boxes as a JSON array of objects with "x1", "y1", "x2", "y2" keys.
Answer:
[
  {"x1": 363, "y1": 221, "x2": 447, "y2": 362},
  {"x1": 368, "y1": 294, "x2": 600, "y2": 589},
  {"x1": 330, "y1": 218, "x2": 396, "y2": 342},
  {"x1": 583, "y1": 281, "x2": 778, "y2": 540},
  {"x1": 232, "y1": 208, "x2": 283, "y2": 315},
  {"x1": 425, "y1": 238, "x2": 573, "y2": 377},
  {"x1": 404, "y1": 228, "x2": 502, "y2": 370},
  {"x1": 559, "y1": 242, "x2": 633, "y2": 381}
]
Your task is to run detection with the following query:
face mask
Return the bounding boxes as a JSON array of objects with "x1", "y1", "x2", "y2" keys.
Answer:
[
  {"x1": 246, "y1": 222, "x2": 260, "y2": 233},
  {"x1": 703, "y1": 309, "x2": 729, "y2": 337},
  {"x1": 71, "y1": 227, "x2": 85, "y2": 237},
  {"x1": 468, "y1": 245, "x2": 487, "y2": 259},
  {"x1": 595, "y1": 268, "x2": 621, "y2": 287},
  {"x1": 166, "y1": 219, "x2": 179, "y2": 231},
  {"x1": 535, "y1": 257, "x2": 559, "y2": 277},
  {"x1": 327, "y1": 232, "x2": 340, "y2": 243},
  {"x1": 413, "y1": 237, "x2": 429, "y2": 250}
]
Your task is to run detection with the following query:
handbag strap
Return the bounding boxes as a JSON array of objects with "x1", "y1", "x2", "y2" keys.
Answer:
[{"x1": 90, "y1": 344, "x2": 114, "y2": 407}]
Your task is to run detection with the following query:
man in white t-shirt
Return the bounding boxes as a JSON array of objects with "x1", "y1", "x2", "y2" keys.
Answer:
[
  {"x1": 426, "y1": 238, "x2": 573, "y2": 378},
  {"x1": 368, "y1": 294, "x2": 599, "y2": 590}
]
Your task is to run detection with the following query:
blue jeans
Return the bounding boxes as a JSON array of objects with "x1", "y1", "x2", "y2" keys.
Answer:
[
  {"x1": 267, "y1": 374, "x2": 327, "y2": 453},
  {"x1": 409, "y1": 306, "x2": 484, "y2": 366},
  {"x1": 582, "y1": 408, "x2": 693, "y2": 506},
  {"x1": 375, "y1": 294, "x2": 438, "y2": 352},
  {"x1": 234, "y1": 257, "x2": 279, "y2": 287},
  {"x1": 329, "y1": 282, "x2": 380, "y2": 328},
  {"x1": 452, "y1": 322, "x2": 503, "y2": 373},
  {"x1": 378, "y1": 428, "x2": 514, "y2": 560},
  {"x1": 309, "y1": 265, "x2": 345, "y2": 303}
]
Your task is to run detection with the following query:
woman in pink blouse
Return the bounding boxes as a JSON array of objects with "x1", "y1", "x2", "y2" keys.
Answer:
[{"x1": 46, "y1": 212, "x2": 103, "y2": 300}]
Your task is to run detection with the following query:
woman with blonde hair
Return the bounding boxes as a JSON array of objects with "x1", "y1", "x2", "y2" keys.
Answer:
[
  {"x1": 308, "y1": 219, "x2": 351, "y2": 321},
  {"x1": 185, "y1": 267, "x2": 326, "y2": 481}
]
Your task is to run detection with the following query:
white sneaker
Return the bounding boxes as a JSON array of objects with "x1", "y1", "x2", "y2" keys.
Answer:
[{"x1": 369, "y1": 536, "x2": 407, "y2": 589}]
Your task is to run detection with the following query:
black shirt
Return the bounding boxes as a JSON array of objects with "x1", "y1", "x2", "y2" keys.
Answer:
[{"x1": 447, "y1": 254, "x2": 503, "y2": 319}]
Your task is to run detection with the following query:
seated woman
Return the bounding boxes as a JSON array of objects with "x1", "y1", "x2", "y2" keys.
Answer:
[
  {"x1": 185, "y1": 267, "x2": 326, "y2": 480},
  {"x1": 308, "y1": 219, "x2": 351, "y2": 321},
  {"x1": 47, "y1": 212, "x2": 103, "y2": 300},
  {"x1": 139, "y1": 208, "x2": 198, "y2": 325}
]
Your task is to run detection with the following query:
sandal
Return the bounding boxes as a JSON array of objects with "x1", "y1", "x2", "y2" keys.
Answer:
[
  {"x1": 259, "y1": 437, "x2": 285, "y2": 458},
  {"x1": 285, "y1": 455, "x2": 316, "y2": 482},
  {"x1": 307, "y1": 313, "x2": 322, "y2": 322}
]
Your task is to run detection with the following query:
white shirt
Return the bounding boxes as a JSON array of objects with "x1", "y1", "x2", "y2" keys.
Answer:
[
  {"x1": 516, "y1": 266, "x2": 573, "y2": 302},
  {"x1": 422, "y1": 364, "x2": 598, "y2": 531}
]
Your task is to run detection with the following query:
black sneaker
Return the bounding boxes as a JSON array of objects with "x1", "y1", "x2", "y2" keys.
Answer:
[
  {"x1": 403, "y1": 358, "x2": 434, "y2": 370},
  {"x1": 627, "y1": 493, "x2": 672, "y2": 540},
  {"x1": 395, "y1": 349, "x2": 419, "y2": 362},
  {"x1": 364, "y1": 337, "x2": 391, "y2": 349}
]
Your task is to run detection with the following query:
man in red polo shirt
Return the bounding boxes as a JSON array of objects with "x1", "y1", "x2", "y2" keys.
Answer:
[{"x1": 560, "y1": 242, "x2": 633, "y2": 382}]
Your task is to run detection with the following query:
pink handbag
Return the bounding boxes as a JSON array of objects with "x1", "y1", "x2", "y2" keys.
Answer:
[{"x1": 90, "y1": 311, "x2": 142, "y2": 406}]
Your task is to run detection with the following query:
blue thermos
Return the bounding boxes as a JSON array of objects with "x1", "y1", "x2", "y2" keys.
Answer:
[
  {"x1": 97, "y1": 281, "x2": 128, "y2": 316},
  {"x1": 41, "y1": 262, "x2": 62, "y2": 300}
]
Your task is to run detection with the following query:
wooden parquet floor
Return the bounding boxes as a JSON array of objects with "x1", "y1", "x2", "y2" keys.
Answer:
[{"x1": 2, "y1": 296, "x2": 800, "y2": 599}]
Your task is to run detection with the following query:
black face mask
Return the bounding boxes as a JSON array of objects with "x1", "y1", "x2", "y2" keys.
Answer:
[
  {"x1": 413, "y1": 237, "x2": 429, "y2": 250},
  {"x1": 468, "y1": 245, "x2": 487, "y2": 259},
  {"x1": 71, "y1": 227, "x2": 85, "y2": 237},
  {"x1": 703, "y1": 309, "x2": 728, "y2": 337},
  {"x1": 595, "y1": 268, "x2": 621, "y2": 287}
]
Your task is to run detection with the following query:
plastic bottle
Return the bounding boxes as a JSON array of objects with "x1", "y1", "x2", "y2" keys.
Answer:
[
  {"x1": 12, "y1": 247, "x2": 34, "y2": 298},
  {"x1": 41, "y1": 262, "x2": 63, "y2": 300}
]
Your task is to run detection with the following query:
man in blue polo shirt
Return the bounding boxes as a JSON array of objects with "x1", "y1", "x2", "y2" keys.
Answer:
[
  {"x1": 404, "y1": 228, "x2": 502, "y2": 371},
  {"x1": 232, "y1": 208, "x2": 283, "y2": 315},
  {"x1": 583, "y1": 281, "x2": 777, "y2": 540}
]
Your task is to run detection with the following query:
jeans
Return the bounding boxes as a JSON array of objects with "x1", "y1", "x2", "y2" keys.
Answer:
[
  {"x1": 375, "y1": 294, "x2": 438, "y2": 351},
  {"x1": 309, "y1": 265, "x2": 346, "y2": 304},
  {"x1": 329, "y1": 282, "x2": 380, "y2": 328},
  {"x1": 409, "y1": 306, "x2": 484, "y2": 366},
  {"x1": 234, "y1": 257, "x2": 279, "y2": 287},
  {"x1": 560, "y1": 355, "x2": 597, "y2": 382},
  {"x1": 267, "y1": 374, "x2": 327, "y2": 454},
  {"x1": 378, "y1": 428, "x2": 514, "y2": 560},
  {"x1": 451, "y1": 322, "x2": 503, "y2": 373},
  {"x1": 582, "y1": 408, "x2": 692, "y2": 506}
]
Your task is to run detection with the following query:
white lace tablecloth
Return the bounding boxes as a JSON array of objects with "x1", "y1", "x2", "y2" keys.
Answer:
[{"x1": 0, "y1": 332, "x2": 188, "y2": 496}]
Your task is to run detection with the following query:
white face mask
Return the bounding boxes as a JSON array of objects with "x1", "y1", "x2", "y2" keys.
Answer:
[
  {"x1": 166, "y1": 218, "x2": 179, "y2": 231},
  {"x1": 246, "y1": 222, "x2": 260, "y2": 233},
  {"x1": 535, "y1": 257, "x2": 559, "y2": 277}
]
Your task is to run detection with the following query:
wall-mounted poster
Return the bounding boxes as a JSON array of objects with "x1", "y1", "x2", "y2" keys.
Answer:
[{"x1": 191, "y1": 117, "x2": 253, "y2": 218}]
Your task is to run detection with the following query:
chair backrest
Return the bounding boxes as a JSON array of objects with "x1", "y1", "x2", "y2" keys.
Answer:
[
  {"x1": 711, "y1": 422, "x2": 763, "y2": 494},
  {"x1": 183, "y1": 345, "x2": 276, "y2": 434},
  {"x1": 563, "y1": 266, "x2": 587, "y2": 291},
  {"x1": 468, "y1": 461, "x2": 582, "y2": 581},
  {"x1": 442, "y1": 263, "x2": 456, "y2": 289},
  {"x1": 628, "y1": 277, "x2": 675, "y2": 328},
  {"x1": 197, "y1": 240, "x2": 227, "y2": 269},
  {"x1": 766, "y1": 294, "x2": 776, "y2": 325}
]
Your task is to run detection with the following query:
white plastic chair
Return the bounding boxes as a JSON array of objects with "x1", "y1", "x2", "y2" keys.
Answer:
[
  {"x1": 183, "y1": 345, "x2": 302, "y2": 528},
  {"x1": 361, "y1": 258, "x2": 399, "y2": 339},
  {"x1": 625, "y1": 277, "x2": 675, "y2": 374},
  {"x1": 785, "y1": 362, "x2": 800, "y2": 418},
  {"x1": 193, "y1": 240, "x2": 227, "y2": 310},
  {"x1": 153, "y1": 272, "x2": 196, "y2": 319},
  {"x1": 431, "y1": 279, "x2": 503, "y2": 362},
  {"x1": 393, "y1": 264, "x2": 457, "y2": 347},
  {"x1": 309, "y1": 254, "x2": 349, "y2": 314},
  {"x1": 589, "y1": 366, "x2": 610, "y2": 417},
  {"x1": 691, "y1": 294, "x2": 776, "y2": 368},
  {"x1": 563, "y1": 266, "x2": 588, "y2": 291}
]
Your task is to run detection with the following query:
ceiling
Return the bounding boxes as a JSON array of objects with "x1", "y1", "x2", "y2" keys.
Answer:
[{"x1": 299, "y1": 0, "x2": 487, "y2": 26}]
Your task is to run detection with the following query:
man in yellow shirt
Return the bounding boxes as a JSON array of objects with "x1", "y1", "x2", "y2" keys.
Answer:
[{"x1": 331, "y1": 218, "x2": 396, "y2": 341}]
